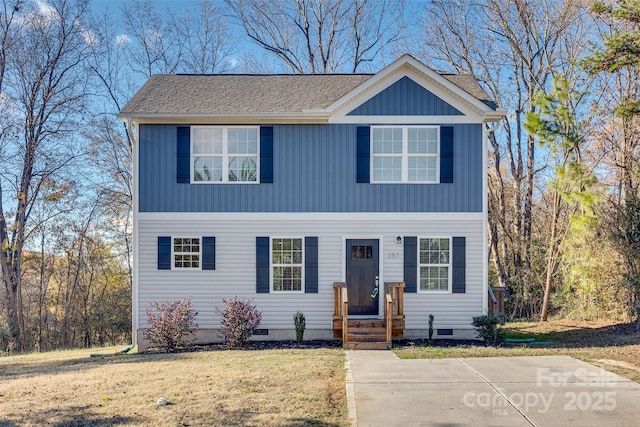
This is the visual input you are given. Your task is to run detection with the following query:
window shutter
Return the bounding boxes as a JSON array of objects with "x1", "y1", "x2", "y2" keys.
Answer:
[
  {"x1": 177, "y1": 126, "x2": 191, "y2": 183},
  {"x1": 404, "y1": 236, "x2": 417, "y2": 293},
  {"x1": 256, "y1": 237, "x2": 270, "y2": 293},
  {"x1": 356, "y1": 126, "x2": 370, "y2": 183},
  {"x1": 440, "y1": 126, "x2": 454, "y2": 183},
  {"x1": 305, "y1": 237, "x2": 318, "y2": 293},
  {"x1": 158, "y1": 236, "x2": 171, "y2": 270},
  {"x1": 452, "y1": 237, "x2": 466, "y2": 293},
  {"x1": 202, "y1": 237, "x2": 216, "y2": 270},
  {"x1": 260, "y1": 126, "x2": 273, "y2": 183}
]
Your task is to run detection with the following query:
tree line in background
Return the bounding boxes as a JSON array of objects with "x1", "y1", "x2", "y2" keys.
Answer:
[{"x1": 0, "y1": 0, "x2": 639, "y2": 353}]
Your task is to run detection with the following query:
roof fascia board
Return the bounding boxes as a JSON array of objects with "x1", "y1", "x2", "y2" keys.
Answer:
[
  {"x1": 329, "y1": 115, "x2": 486, "y2": 125},
  {"x1": 118, "y1": 112, "x2": 331, "y2": 125},
  {"x1": 123, "y1": 112, "x2": 504, "y2": 125}
]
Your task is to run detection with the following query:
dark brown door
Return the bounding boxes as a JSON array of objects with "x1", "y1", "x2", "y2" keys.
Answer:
[{"x1": 346, "y1": 239, "x2": 379, "y2": 316}]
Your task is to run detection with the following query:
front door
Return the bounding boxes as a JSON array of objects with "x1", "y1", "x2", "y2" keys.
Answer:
[{"x1": 346, "y1": 239, "x2": 379, "y2": 316}]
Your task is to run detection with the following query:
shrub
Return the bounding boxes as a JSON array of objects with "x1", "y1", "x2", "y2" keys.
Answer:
[
  {"x1": 143, "y1": 297, "x2": 198, "y2": 352},
  {"x1": 294, "y1": 311, "x2": 306, "y2": 344},
  {"x1": 428, "y1": 314, "x2": 434, "y2": 341},
  {"x1": 0, "y1": 322, "x2": 9, "y2": 353},
  {"x1": 216, "y1": 297, "x2": 262, "y2": 347},
  {"x1": 471, "y1": 313, "x2": 506, "y2": 346}
]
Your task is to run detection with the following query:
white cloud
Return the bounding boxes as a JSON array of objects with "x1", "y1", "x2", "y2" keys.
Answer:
[
  {"x1": 83, "y1": 29, "x2": 97, "y2": 47},
  {"x1": 228, "y1": 57, "x2": 240, "y2": 69},
  {"x1": 115, "y1": 34, "x2": 131, "y2": 47},
  {"x1": 35, "y1": 0, "x2": 57, "y2": 21}
]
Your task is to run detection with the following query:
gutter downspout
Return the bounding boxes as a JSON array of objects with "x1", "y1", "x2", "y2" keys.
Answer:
[
  {"x1": 482, "y1": 118, "x2": 502, "y2": 315},
  {"x1": 127, "y1": 117, "x2": 139, "y2": 351},
  {"x1": 90, "y1": 118, "x2": 138, "y2": 358}
]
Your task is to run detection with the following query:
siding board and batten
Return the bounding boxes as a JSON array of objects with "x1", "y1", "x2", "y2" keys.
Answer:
[
  {"x1": 138, "y1": 123, "x2": 483, "y2": 213},
  {"x1": 347, "y1": 76, "x2": 464, "y2": 116}
]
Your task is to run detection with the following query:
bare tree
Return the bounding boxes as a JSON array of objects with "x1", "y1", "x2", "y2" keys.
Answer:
[
  {"x1": 0, "y1": 0, "x2": 91, "y2": 351},
  {"x1": 225, "y1": 0, "x2": 406, "y2": 73},
  {"x1": 121, "y1": 0, "x2": 235, "y2": 77},
  {"x1": 416, "y1": 0, "x2": 588, "y2": 318},
  {"x1": 121, "y1": 0, "x2": 185, "y2": 77},
  {"x1": 177, "y1": 0, "x2": 236, "y2": 74},
  {"x1": 584, "y1": 1, "x2": 640, "y2": 328}
]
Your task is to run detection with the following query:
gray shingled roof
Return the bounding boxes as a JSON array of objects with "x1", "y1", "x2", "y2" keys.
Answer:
[
  {"x1": 119, "y1": 72, "x2": 497, "y2": 116},
  {"x1": 441, "y1": 74, "x2": 498, "y2": 110}
]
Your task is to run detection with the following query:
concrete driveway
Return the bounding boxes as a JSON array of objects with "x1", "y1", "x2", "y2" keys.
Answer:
[{"x1": 346, "y1": 351, "x2": 640, "y2": 427}]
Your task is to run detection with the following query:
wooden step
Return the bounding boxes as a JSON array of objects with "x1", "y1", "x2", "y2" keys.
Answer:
[
  {"x1": 348, "y1": 326, "x2": 386, "y2": 334},
  {"x1": 348, "y1": 334, "x2": 387, "y2": 342},
  {"x1": 348, "y1": 319, "x2": 385, "y2": 328},
  {"x1": 345, "y1": 341, "x2": 391, "y2": 350},
  {"x1": 343, "y1": 318, "x2": 391, "y2": 349}
]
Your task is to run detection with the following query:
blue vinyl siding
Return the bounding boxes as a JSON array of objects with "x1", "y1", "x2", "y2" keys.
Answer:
[
  {"x1": 347, "y1": 77, "x2": 463, "y2": 116},
  {"x1": 138, "y1": 123, "x2": 482, "y2": 213}
]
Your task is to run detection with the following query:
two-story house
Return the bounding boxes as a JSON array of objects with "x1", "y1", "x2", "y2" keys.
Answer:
[{"x1": 119, "y1": 54, "x2": 505, "y2": 350}]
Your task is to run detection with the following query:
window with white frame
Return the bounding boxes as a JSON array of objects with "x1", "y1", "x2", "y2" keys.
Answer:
[
  {"x1": 371, "y1": 126, "x2": 439, "y2": 183},
  {"x1": 192, "y1": 126, "x2": 259, "y2": 183},
  {"x1": 271, "y1": 238, "x2": 303, "y2": 292},
  {"x1": 419, "y1": 237, "x2": 450, "y2": 292},
  {"x1": 174, "y1": 237, "x2": 200, "y2": 269}
]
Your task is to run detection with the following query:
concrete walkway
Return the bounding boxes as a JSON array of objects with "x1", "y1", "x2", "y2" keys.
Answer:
[{"x1": 346, "y1": 350, "x2": 640, "y2": 427}]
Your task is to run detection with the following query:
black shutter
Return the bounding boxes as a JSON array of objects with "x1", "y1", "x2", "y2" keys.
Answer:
[
  {"x1": 404, "y1": 236, "x2": 417, "y2": 293},
  {"x1": 202, "y1": 237, "x2": 216, "y2": 270},
  {"x1": 158, "y1": 236, "x2": 171, "y2": 270},
  {"x1": 356, "y1": 126, "x2": 370, "y2": 183},
  {"x1": 256, "y1": 237, "x2": 270, "y2": 293},
  {"x1": 440, "y1": 126, "x2": 454, "y2": 183},
  {"x1": 452, "y1": 237, "x2": 466, "y2": 293},
  {"x1": 305, "y1": 237, "x2": 318, "y2": 293},
  {"x1": 260, "y1": 126, "x2": 273, "y2": 183},
  {"x1": 177, "y1": 126, "x2": 191, "y2": 183}
]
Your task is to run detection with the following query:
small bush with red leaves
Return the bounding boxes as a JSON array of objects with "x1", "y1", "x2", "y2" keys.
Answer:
[
  {"x1": 216, "y1": 297, "x2": 263, "y2": 347},
  {"x1": 143, "y1": 297, "x2": 198, "y2": 352}
]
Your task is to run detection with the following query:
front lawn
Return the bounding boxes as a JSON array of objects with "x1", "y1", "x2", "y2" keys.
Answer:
[{"x1": 0, "y1": 346, "x2": 347, "y2": 426}]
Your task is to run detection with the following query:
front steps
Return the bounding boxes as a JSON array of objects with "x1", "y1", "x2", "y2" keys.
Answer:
[{"x1": 344, "y1": 319, "x2": 390, "y2": 350}]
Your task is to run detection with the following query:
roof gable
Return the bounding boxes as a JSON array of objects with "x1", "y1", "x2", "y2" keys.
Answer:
[
  {"x1": 326, "y1": 54, "x2": 504, "y2": 123},
  {"x1": 347, "y1": 76, "x2": 463, "y2": 116}
]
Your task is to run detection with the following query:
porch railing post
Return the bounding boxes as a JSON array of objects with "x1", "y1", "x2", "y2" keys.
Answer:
[
  {"x1": 385, "y1": 293, "x2": 392, "y2": 343},
  {"x1": 385, "y1": 282, "x2": 405, "y2": 340},
  {"x1": 333, "y1": 282, "x2": 348, "y2": 346},
  {"x1": 341, "y1": 286, "x2": 349, "y2": 345}
]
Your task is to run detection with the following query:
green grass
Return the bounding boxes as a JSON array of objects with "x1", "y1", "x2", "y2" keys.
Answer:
[{"x1": 394, "y1": 319, "x2": 640, "y2": 383}]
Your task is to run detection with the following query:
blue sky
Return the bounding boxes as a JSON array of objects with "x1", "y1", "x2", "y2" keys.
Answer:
[{"x1": 88, "y1": 0, "x2": 424, "y2": 74}]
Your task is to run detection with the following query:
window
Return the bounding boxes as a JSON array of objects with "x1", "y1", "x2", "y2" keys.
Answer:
[
  {"x1": 371, "y1": 126, "x2": 439, "y2": 183},
  {"x1": 419, "y1": 238, "x2": 450, "y2": 292},
  {"x1": 351, "y1": 245, "x2": 373, "y2": 260},
  {"x1": 192, "y1": 126, "x2": 259, "y2": 183},
  {"x1": 174, "y1": 237, "x2": 200, "y2": 269},
  {"x1": 271, "y1": 238, "x2": 303, "y2": 292}
]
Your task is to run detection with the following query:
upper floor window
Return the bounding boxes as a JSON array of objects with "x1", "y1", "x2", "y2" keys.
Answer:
[
  {"x1": 371, "y1": 126, "x2": 439, "y2": 183},
  {"x1": 191, "y1": 126, "x2": 259, "y2": 183}
]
